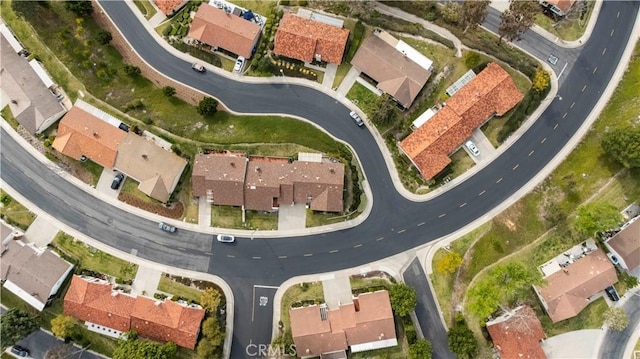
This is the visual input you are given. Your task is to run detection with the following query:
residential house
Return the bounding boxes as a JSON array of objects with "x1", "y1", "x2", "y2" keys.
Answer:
[
  {"x1": 290, "y1": 290, "x2": 397, "y2": 358},
  {"x1": 351, "y1": 30, "x2": 433, "y2": 109},
  {"x1": 153, "y1": 0, "x2": 188, "y2": 16},
  {"x1": 1, "y1": 225, "x2": 74, "y2": 311},
  {"x1": 64, "y1": 275, "x2": 205, "y2": 349},
  {"x1": 399, "y1": 63, "x2": 523, "y2": 180},
  {"x1": 605, "y1": 216, "x2": 640, "y2": 277},
  {"x1": 114, "y1": 133, "x2": 188, "y2": 203},
  {"x1": 274, "y1": 13, "x2": 349, "y2": 64},
  {"x1": 52, "y1": 105, "x2": 128, "y2": 169},
  {"x1": 539, "y1": 0, "x2": 576, "y2": 17},
  {"x1": 534, "y1": 248, "x2": 617, "y2": 323},
  {"x1": 486, "y1": 305, "x2": 547, "y2": 359},
  {"x1": 1, "y1": 28, "x2": 66, "y2": 134},
  {"x1": 192, "y1": 152, "x2": 345, "y2": 212},
  {"x1": 188, "y1": 4, "x2": 261, "y2": 59}
]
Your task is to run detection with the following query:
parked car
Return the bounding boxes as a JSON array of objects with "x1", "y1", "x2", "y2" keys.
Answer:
[
  {"x1": 111, "y1": 173, "x2": 125, "y2": 190},
  {"x1": 465, "y1": 140, "x2": 480, "y2": 156},
  {"x1": 159, "y1": 222, "x2": 177, "y2": 233},
  {"x1": 192, "y1": 63, "x2": 206, "y2": 73},
  {"x1": 233, "y1": 56, "x2": 245, "y2": 73},
  {"x1": 349, "y1": 111, "x2": 364, "y2": 127},
  {"x1": 11, "y1": 345, "x2": 30, "y2": 357},
  {"x1": 607, "y1": 253, "x2": 620, "y2": 265},
  {"x1": 217, "y1": 234, "x2": 235, "y2": 243},
  {"x1": 605, "y1": 285, "x2": 619, "y2": 301}
]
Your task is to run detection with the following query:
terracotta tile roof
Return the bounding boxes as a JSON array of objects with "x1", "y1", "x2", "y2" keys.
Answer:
[
  {"x1": 545, "y1": 0, "x2": 576, "y2": 14},
  {"x1": 290, "y1": 291, "x2": 397, "y2": 357},
  {"x1": 399, "y1": 63, "x2": 523, "y2": 179},
  {"x1": 351, "y1": 32, "x2": 432, "y2": 108},
  {"x1": 535, "y1": 248, "x2": 618, "y2": 322},
  {"x1": 52, "y1": 106, "x2": 127, "y2": 168},
  {"x1": 607, "y1": 217, "x2": 640, "y2": 272},
  {"x1": 1, "y1": 240, "x2": 73, "y2": 310},
  {"x1": 63, "y1": 275, "x2": 135, "y2": 333},
  {"x1": 153, "y1": 0, "x2": 187, "y2": 15},
  {"x1": 188, "y1": 4, "x2": 261, "y2": 59},
  {"x1": 114, "y1": 133, "x2": 187, "y2": 203},
  {"x1": 274, "y1": 13, "x2": 349, "y2": 64},
  {"x1": 193, "y1": 152, "x2": 247, "y2": 206},
  {"x1": 486, "y1": 305, "x2": 547, "y2": 359},
  {"x1": 131, "y1": 296, "x2": 205, "y2": 350}
]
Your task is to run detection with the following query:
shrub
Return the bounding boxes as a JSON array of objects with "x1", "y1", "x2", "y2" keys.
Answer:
[
  {"x1": 95, "y1": 30, "x2": 112, "y2": 45},
  {"x1": 464, "y1": 51, "x2": 482, "y2": 69},
  {"x1": 123, "y1": 64, "x2": 141, "y2": 77},
  {"x1": 162, "y1": 86, "x2": 176, "y2": 97},
  {"x1": 198, "y1": 97, "x2": 218, "y2": 116}
]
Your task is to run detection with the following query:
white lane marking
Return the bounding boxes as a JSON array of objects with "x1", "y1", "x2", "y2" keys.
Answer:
[
  {"x1": 541, "y1": 137, "x2": 547, "y2": 144},
  {"x1": 558, "y1": 62, "x2": 568, "y2": 78},
  {"x1": 397, "y1": 229, "x2": 406, "y2": 234},
  {"x1": 278, "y1": 255, "x2": 287, "y2": 259},
  {"x1": 553, "y1": 124, "x2": 558, "y2": 130},
  {"x1": 582, "y1": 85, "x2": 587, "y2": 92},
  {"x1": 496, "y1": 177, "x2": 503, "y2": 183},
  {"x1": 478, "y1": 190, "x2": 486, "y2": 196},
  {"x1": 602, "y1": 48, "x2": 607, "y2": 55},
  {"x1": 376, "y1": 237, "x2": 384, "y2": 241},
  {"x1": 226, "y1": 254, "x2": 235, "y2": 258},
  {"x1": 593, "y1": 67, "x2": 598, "y2": 74},
  {"x1": 513, "y1": 164, "x2": 519, "y2": 170},
  {"x1": 570, "y1": 102, "x2": 575, "y2": 109},
  {"x1": 610, "y1": 28, "x2": 615, "y2": 36},
  {"x1": 303, "y1": 253, "x2": 313, "y2": 257},
  {"x1": 459, "y1": 202, "x2": 467, "y2": 208},
  {"x1": 252, "y1": 256, "x2": 261, "y2": 259},
  {"x1": 417, "y1": 222, "x2": 425, "y2": 227},
  {"x1": 353, "y1": 244, "x2": 362, "y2": 248},
  {"x1": 563, "y1": 112, "x2": 568, "y2": 119},
  {"x1": 438, "y1": 213, "x2": 446, "y2": 218},
  {"x1": 329, "y1": 250, "x2": 339, "y2": 253},
  {"x1": 528, "y1": 150, "x2": 535, "y2": 156}
]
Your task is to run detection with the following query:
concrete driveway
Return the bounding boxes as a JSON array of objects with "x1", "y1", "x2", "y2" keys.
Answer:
[
  {"x1": 465, "y1": 129, "x2": 496, "y2": 164},
  {"x1": 96, "y1": 168, "x2": 124, "y2": 197}
]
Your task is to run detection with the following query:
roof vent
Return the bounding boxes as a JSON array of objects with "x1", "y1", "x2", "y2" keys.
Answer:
[
  {"x1": 330, "y1": 168, "x2": 335, "y2": 173},
  {"x1": 255, "y1": 167, "x2": 261, "y2": 173},
  {"x1": 230, "y1": 162, "x2": 235, "y2": 167},
  {"x1": 93, "y1": 132, "x2": 99, "y2": 138},
  {"x1": 320, "y1": 303, "x2": 328, "y2": 321},
  {"x1": 142, "y1": 154, "x2": 148, "y2": 160}
]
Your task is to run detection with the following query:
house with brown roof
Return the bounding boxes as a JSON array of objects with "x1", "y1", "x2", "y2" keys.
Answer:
[
  {"x1": 52, "y1": 106, "x2": 128, "y2": 168},
  {"x1": 399, "y1": 62, "x2": 523, "y2": 180},
  {"x1": 193, "y1": 152, "x2": 345, "y2": 212},
  {"x1": 290, "y1": 290, "x2": 397, "y2": 358},
  {"x1": 152, "y1": 0, "x2": 188, "y2": 16},
  {"x1": 1, "y1": 30, "x2": 67, "y2": 134},
  {"x1": 64, "y1": 275, "x2": 205, "y2": 349},
  {"x1": 1, "y1": 231, "x2": 73, "y2": 311},
  {"x1": 114, "y1": 133, "x2": 187, "y2": 203},
  {"x1": 351, "y1": 30, "x2": 433, "y2": 109},
  {"x1": 533, "y1": 248, "x2": 618, "y2": 323},
  {"x1": 486, "y1": 305, "x2": 547, "y2": 359},
  {"x1": 188, "y1": 4, "x2": 261, "y2": 59},
  {"x1": 539, "y1": 0, "x2": 576, "y2": 17},
  {"x1": 605, "y1": 216, "x2": 640, "y2": 277},
  {"x1": 274, "y1": 13, "x2": 349, "y2": 64}
]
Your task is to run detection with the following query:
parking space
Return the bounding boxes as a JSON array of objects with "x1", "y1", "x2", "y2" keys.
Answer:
[
  {"x1": 465, "y1": 128, "x2": 496, "y2": 164},
  {"x1": 96, "y1": 167, "x2": 125, "y2": 198}
]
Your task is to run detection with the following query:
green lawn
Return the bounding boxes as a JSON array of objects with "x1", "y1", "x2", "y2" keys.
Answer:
[
  {"x1": 305, "y1": 210, "x2": 352, "y2": 228},
  {"x1": 52, "y1": 232, "x2": 138, "y2": 281},
  {"x1": 400, "y1": 37, "x2": 456, "y2": 73},
  {"x1": 0, "y1": 189, "x2": 36, "y2": 231},
  {"x1": 1, "y1": 106, "x2": 20, "y2": 130},
  {"x1": 133, "y1": 0, "x2": 158, "y2": 19},
  {"x1": 211, "y1": 206, "x2": 243, "y2": 228},
  {"x1": 346, "y1": 82, "x2": 381, "y2": 118},
  {"x1": 245, "y1": 211, "x2": 278, "y2": 230},
  {"x1": 279, "y1": 282, "x2": 324, "y2": 334},
  {"x1": 534, "y1": 2, "x2": 595, "y2": 41},
  {"x1": 157, "y1": 275, "x2": 204, "y2": 303},
  {"x1": 539, "y1": 297, "x2": 607, "y2": 336}
]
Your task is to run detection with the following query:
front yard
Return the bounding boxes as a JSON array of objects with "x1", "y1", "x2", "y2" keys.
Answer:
[{"x1": 0, "y1": 190, "x2": 36, "y2": 231}]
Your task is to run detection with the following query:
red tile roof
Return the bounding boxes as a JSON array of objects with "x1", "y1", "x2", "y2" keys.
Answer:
[
  {"x1": 290, "y1": 291, "x2": 397, "y2": 356},
  {"x1": 52, "y1": 106, "x2": 128, "y2": 168},
  {"x1": 131, "y1": 296, "x2": 205, "y2": 350},
  {"x1": 64, "y1": 275, "x2": 205, "y2": 349},
  {"x1": 188, "y1": 4, "x2": 261, "y2": 59},
  {"x1": 399, "y1": 63, "x2": 523, "y2": 179},
  {"x1": 535, "y1": 248, "x2": 618, "y2": 322},
  {"x1": 153, "y1": 0, "x2": 187, "y2": 15},
  {"x1": 274, "y1": 13, "x2": 349, "y2": 64},
  {"x1": 545, "y1": 0, "x2": 576, "y2": 14},
  {"x1": 486, "y1": 305, "x2": 547, "y2": 359}
]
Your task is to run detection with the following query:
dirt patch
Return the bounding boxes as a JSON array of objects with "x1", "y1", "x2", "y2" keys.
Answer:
[
  {"x1": 117, "y1": 192, "x2": 184, "y2": 219},
  {"x1": 48, "y1": 150, "x2": 95, "y2": 185}
]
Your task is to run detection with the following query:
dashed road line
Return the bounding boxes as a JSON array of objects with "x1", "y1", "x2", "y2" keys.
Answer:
[
  {"x1": 205, "y1": 252, "x2": 213, "y2": 255},
  {"x1": 610, "y1": 28, "x2": 615, "y2": 36},
  {"x1": 513, "y1": 164, "x2": 519, "y2": 170},
  {"x1": 329, "y1": 249, "x2": 339, "y2": 253},
  {"x1": 252, "y1": 256, "x2": 261, "y2": 259},
  {"x1": 553, "y1": 123, "x2": 559, "y2": 130},
  {"x1": 478, "y1": 190, "x2": 486, "y2": 196},
  {"x1": 602, "y1": 48, "x2": 607, "y2": 55},
  {"x1": 376, "y1": 237, "x2": 384, "y2": 241},
  {"x1": 593, "y1": 67, "x2": 598, "y2": 74},
  {"x1": 459, "y1": 202, "x2": 467, "y2": 208},
  {"x1": 278, "y1": 255, "x2": 287, "y2": 259},
  {"x1": 438, "y1": 213, "x2": 446, "y2": 218},
  {"x1": 397, "y1": 229, "x2": 406, "y2": 234},
  {"x1": 177, "y1": 247, "x2": 186, "y2": 251},
  {"x1": 541, "y1": 137, "x2": 547, "y2": 144},
  {"x1": 417, "y1": 222, "x2": 425, "y2": 227},
  {"x1": 582, "y1": 85, "x2": 587, "y2": 92},
  {"x1": 227, "y1": 254, "x2": 235, "y2": 258},
  {"x1": 353, "y1": 244, "x2": 362, "y2": 248},
  {"x1": 303, "y1": 253, "x2": 313, "y2": 257},
  {"x1": 570, "y1": 102, "x2": 575, "y2": 109},
  {"x1": 496, "y1": 177, "x2": 503, "y2": 183},
  {"x1": 528, "y1": 150, "x2": 534, "y2": 156},
  {"x1": 562, "y1": 112, "x2": 568, "y2": 119},
  {"x1": 617, "y1": 11, "x2": 620, "y2": 18}
]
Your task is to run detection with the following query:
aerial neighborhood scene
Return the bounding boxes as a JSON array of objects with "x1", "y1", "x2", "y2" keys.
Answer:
[{"x1": 1, "y1": 0, "x2": 639, "y2": 358}]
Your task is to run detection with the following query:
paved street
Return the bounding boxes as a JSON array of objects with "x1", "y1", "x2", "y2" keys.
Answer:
[{"x1": 599, "y1": 289, "x2": 640, "y2": 359}]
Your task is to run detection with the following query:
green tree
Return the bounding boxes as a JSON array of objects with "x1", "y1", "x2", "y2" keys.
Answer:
[
  {"x1": 435, "y1": 251, "x2": 463, "y2": 274},
  {"x1": 0, "y1": 308, "x2": 39, "y2": 350},
  {"x1": 447, "y1": 318, "x2": 478, "y2": 359},
  {"x1": 65, "y1": 0, "x2": 93, "y2": 17},
  {"x1": 124, "y1": 65, "x2": 141, "y2": 77},
  {"x1": 602, "y1": 127, "x2": 640, "y2": 169},
  {"x1": 200, "y1": 287, "x2": 222, "y2": 313},
  {"x1": 389, "y1": 283, "x2": 417, "y2": 317},
  {"x1": 603, "y1": 307, "x2": 629, "y2": 331},
  {"x1": 461, "y1": 0, "x2": 491, "y2": 33},
  {"x1": 440, "y1": 2, "x2": 461, "y2": 24},
  {"x1": 498, "y1": 0, "x2": 539, "y2": 43},
  {"x1": 201, "y1": 317, "x2": 224, "y2": 347},
  {"x1": 491, "y1": 262, "x2": 541, "y2": 298},
  {"x1": 162, "y1": 86, "x2": 176, "y2": 97},
  {"x1": 113, "y1": 332, "x2": 177, "y2": 359},
  {"x1": 467, "y1": 279, "x2": 500, "y2": 318},
  {"x1": 198, "y1": 97, "x2": 219, "y2": 116},
  {"x1": 573, "y1": 202, "x2": 623, "y2": 236},
  {"x1": 50, "y1": 314, "x2": 77, "y2": 339},
  {"x1": 95, "y1": 30, "x2": 113, "y2": 45},
  {"x1": 463, "y1": 51, "x2": 482, "y2": 69},
  {"x1": 532, "y1": 67, "x2": 551, "y2": 93},
  {"x1": 408, "y1": 339, "x2": 432, "y2": 359},
  {"x1": 370, "y1": 95, "x2": 398, "y2": 126},
  {"x1": 196, "y1": 338, "x2": 219, "y2": 359}
]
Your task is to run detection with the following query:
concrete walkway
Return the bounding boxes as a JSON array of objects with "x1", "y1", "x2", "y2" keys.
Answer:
[
  {"x1": 542, "y1": 329, "x2": 603, "y2": 358},
  {"x1": 131, "y1": 265, "x2": 163, "y2": 296},
  {"x1": 336, "y1": 67, "x2": 360, "y2": 97},
  {"x1": 322, "y1": 63, "x2": 338, "y2": 89},
  {"x1": 277, "y1": 203, "x2": 306, "y2": 230},
  {"x1": 24, "y1": 216, "x2": 59, "y2": 247},
  {"x1": 198, "y1": 197, "x2": 211, "y2": 228}
]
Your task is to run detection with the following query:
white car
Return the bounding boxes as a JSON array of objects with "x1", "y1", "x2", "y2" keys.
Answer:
[
  {"x1": 465, "y1": 140, "x2": 480, "y2": 156},
  {"x1": 159, "y1": 222, "x2": 177, "y2": 233},
  {"x1": 217, "y1": 234, "x2": 235, "y2": 243},
  {"x1": 349, "y1": 111, "x2": 364, "y2": 127},
  {"x1": 233, "y1": 57, "x2": 245, "y2": 73},
  {"x1": 191, "y1": 63, "x2": 206, "y2": 73}
]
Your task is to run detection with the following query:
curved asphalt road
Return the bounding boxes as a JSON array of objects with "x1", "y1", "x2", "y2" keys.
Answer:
[{"x1": 1, "y1": 1, "x2": 638, "y2": 357}]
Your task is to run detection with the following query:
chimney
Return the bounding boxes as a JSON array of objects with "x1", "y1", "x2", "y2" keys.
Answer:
[
  {"x1": 255, "y1": 166, "x2": 261, "y2": 173},
  {"x1": 93, "y1": 132, "x2": 99, "y2": 138},
  {"x1": 142, "y1": 154, "x2": 148, "y2": 160},
  {"x1": 330, "y1": 168, "x2": 335, "y2": 173},
  {"x1": 354, "y1": 298, "x2": 360, "y2": 312},
  {"x1": 231, "y1": 162, "x2": 235, "y2": 167}
]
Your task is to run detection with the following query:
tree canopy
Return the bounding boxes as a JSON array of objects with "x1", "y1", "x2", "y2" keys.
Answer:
[
  {"x1": 51, "y1": 314, "x2": 77, "y2": 339},
  {"x1": 408, "y1": 339, "x2": 432, "y2": 359},
  {"x1": 198, "y1": 97, "x2": 219, "y2": 116},
  {"x1": 196, "y1": 317, "x2": 224, "y2": 359},
  {"x1": 601, "y1": 127, "x2": 640, "y2": 169},
  {"x1": 200, "y1": 288, "x2": 222, "y2": 313},
  {"x1": 389, "y1": 283, "x2": 417, "y2": 317},
  {"x1": 448, "y1": 317, "x2": 478, "y2": 359},
  {"x1": 573, "y1": 202, "x2": 623, "y2": 236},
  {"x1": 65, "y1": 0, "x2": 94, "y2": 17},
  {"x1": 603, "y1": 307, "x2": 629, "y2": 331},
  {"x1": 435, "y1": 251, "x2": 463, "y2": 274},
  {"x1": 498, "y1": 0, "x2": 539, "y2": 43},
  {"x1": 0, "y1": 308, "x2": 39, "y2": 350},
  {"x1": 112, "y1": 332, "x2": 177, "y2": 359},
  {"x1": 461, "y1": 0, "x2": 491, "y2": 33}
]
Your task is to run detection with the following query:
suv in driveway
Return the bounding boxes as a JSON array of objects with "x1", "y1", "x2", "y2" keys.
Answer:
[
  {"x1": 111, "y1": 173, "x2": 124, "y2": 190},
  {"x1": 349, "y1": 111, "x2": 364, "y2": 127},
  {"x1": 605, "y1": 285, "x2": 619, "y2": 301},
  {"x1": 159, "y1": 222, "x2": 177, "y2": 233}
]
